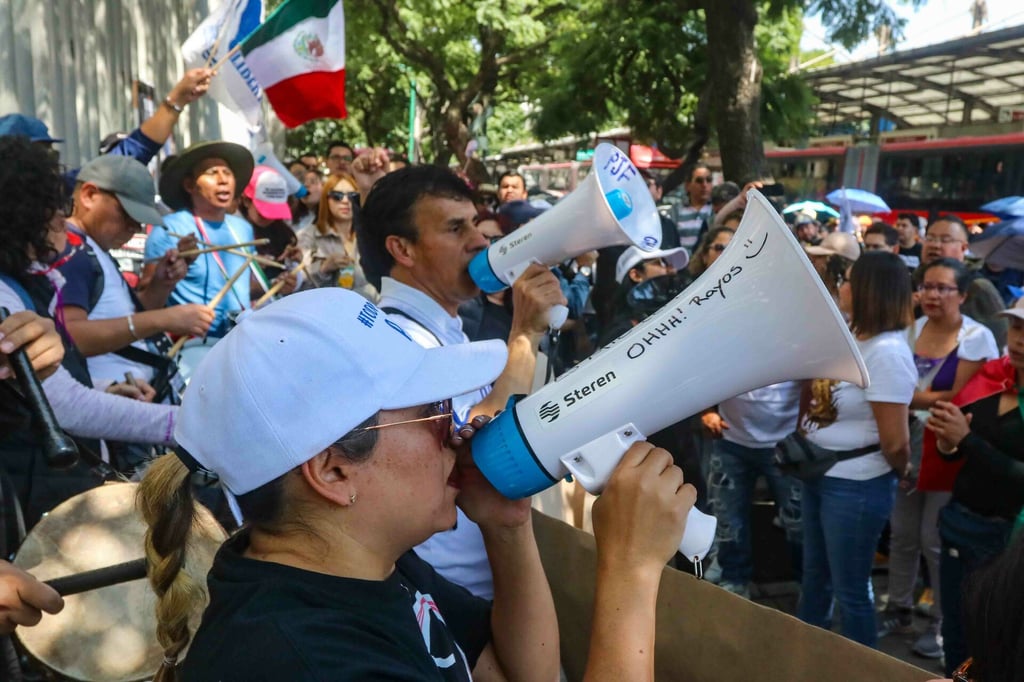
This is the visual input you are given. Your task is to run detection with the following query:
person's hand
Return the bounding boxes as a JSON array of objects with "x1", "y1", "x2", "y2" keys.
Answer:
[
  {"x1": 0, "y1": 561, "x2": 63, "y2": 634},
  {"x1": 0, "y1": 311, "x2": 64, "y2": 381},
  {"x1": 105, "y1": 377, "x2": 155, "y2": 402},
  {"x1": 736, "y1": 181, "x2": 764, "y2": 208},
  {"x1": 701, "y1": 411, "x2": 729, "y2": 438},
  {"x1": 280, "y1": 244, "x2": 304, "y2": 264},
  {"x1": 351, "y1": 147, "x2": 390, "y2": 197},
  {"x1": 591, "y1": 442, "x2": 696, "y2": 572},
  {"x1": 509, "y1": 263, "x2": 568, "y2": 337},
  {"x1": 321, "y1": 252, "x2": 353, "y2": 273},
  {"x1": 274, "y1": 271, "x2": 299, "y2": 296},
  {"x1": 167, "y1": 68, "x2": 213, "y2": 108},
  {"x1": 926, "y1": 401, "x2": 973, "y2": 451},
  {"x1": 158, "y1": 304, "x2": 214, "y2": 337},
  {"x1": 153, "y1": 247, "x2": 191, "y2": 286},
  {"x1": 453, "y1": 415, "x2": 532, "y2": 530}
]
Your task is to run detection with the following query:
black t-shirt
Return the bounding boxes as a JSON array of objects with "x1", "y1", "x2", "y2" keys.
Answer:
[
  {"x1": 182, "y1": 532, "x2": 492, "y2": 681},
  {"x1": 951, "y1": 393, "x2": 1024, "y2": 520}
]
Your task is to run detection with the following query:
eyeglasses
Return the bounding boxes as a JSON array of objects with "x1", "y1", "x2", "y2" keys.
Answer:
[
  {"x1": 923, "y1": 235, "x2": 965, "y2": 245},
  {"x1": 350, "y1": 399, "x2": 454, "y2": 450},
  {"x1": 917, "y1": 283, "x2": 960, "y2": 295},
  {"x1": 709, "y1": 243, "x2": 727, "y2": 253},
  {"x1": 328, "y1": 191, "x2": 360, "y2": 203},
  {"x1": 328, "y1": 154, "x2": 354, "y2": 163},
  {"x1": 952, "y1": 657, "x2": 973, "y2": 682}
]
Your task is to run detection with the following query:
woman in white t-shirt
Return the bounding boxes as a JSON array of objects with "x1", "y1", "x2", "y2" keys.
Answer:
[
  {"x1": 881, "y1": 258, "x2": 999, "y2": 657},
  {"x1": 798, "y1": 252, "x2": 917, "y2": 648}
]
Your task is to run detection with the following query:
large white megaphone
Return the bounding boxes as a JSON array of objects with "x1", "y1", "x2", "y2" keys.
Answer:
[
  {"x1": 472, "y1": 191, "x2": 871, "y2": 562},
  {"x1": 469, "y1": 143, "x2": 662, "y2": 328}
]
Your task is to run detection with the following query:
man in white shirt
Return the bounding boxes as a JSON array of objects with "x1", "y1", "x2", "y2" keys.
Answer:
[{"x1": 357, "y1": 162, "x2": 565, "y2": 598}]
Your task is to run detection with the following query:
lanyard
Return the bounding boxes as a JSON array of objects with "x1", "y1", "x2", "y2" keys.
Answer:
[{"x1": 193, "y1": 215, "x2": 247, "y2": 310}]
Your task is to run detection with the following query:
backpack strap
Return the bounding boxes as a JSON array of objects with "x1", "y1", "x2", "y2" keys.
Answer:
[{"x1": 0, "y1": 274, "x2": 35, "y2": 312}]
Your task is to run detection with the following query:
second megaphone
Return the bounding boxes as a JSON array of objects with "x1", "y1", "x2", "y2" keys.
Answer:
[
  {"x1": 471, "y1": 191, "x2": 871, "y2": 562},
  {"x1": 469, "y1": 144, "x2": 662, "y2": 327}
]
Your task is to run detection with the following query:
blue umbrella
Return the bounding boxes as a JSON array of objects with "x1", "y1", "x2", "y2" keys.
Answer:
[
  {"x1": 782, "y1": 201, "x2": 840, "y2": 218},
  {"x1": 969, "y1": 218, "x2": 1024, "y2": 270},
  {"x1": 980, "y1": 196, "x2": 1024, "y2": 218},
  {"x1": 825, "y1": 187, "x2": 891, "y2": 214}
]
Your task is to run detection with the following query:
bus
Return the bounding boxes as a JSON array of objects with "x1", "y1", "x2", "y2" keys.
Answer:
[{"x1": 767, "y1": 132, "x2": 1024, "y2": 223}]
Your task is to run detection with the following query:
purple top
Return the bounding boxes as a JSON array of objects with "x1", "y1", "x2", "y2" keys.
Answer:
[{"x1": 914, "y1": 345, "x2": 960, "y2": 391}]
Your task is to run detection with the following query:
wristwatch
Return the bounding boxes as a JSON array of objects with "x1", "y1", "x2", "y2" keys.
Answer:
[{"x1": 163, "y1": 97, "x2": 184, "y2": 114}]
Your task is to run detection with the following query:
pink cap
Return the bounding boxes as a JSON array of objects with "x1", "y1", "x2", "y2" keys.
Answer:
[{"x1": 243, "y1": 165, "x2": 292, "y2": 221}]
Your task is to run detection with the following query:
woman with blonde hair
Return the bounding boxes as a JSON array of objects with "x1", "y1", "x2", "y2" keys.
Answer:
[
  {"x1": 296, "y1": 172, "x2": 377, "y2": 300},
  {"x1": 798, "y1": 251, "x2": 917, "y2": 647},
  {"x1": 137, "y1": 289, "x2": 697, "y2": 681}
]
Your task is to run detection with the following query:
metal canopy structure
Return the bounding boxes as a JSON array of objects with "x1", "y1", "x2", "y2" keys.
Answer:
[{"x1": 804, "y1": 24, "x2": 1024, "y2": 129}]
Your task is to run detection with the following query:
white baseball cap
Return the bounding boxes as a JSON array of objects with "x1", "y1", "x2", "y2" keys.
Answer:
[
  {"x1": 997, "y1": 296, "x2": 1024, "y2": 322},
  {"x1": 243, "y1": 165, "x2": 292, "y2": 221},
  {"x1": 174, "y1": 289, "x2": 508, "y2": 495},
  {"x1": 616, "y1": 246, "x2": 690, "y2": 283}
]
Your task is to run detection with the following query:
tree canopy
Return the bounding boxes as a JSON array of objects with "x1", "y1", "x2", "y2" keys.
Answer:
[{"x1": 279, "y1": 0, "x2": 923, "y2": 185}]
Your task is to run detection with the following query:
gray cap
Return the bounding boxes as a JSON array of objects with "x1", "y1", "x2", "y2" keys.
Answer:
[{"x1": 77, "y1": 155, "x2": 163, "y2": 226}]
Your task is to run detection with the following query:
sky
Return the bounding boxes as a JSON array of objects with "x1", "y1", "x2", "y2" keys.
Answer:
[{"x1": 801, "y1": 0, "x2": 1024, "y2": 64}]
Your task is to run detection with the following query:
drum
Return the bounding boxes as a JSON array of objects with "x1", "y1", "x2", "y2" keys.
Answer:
[
  {"x1": 176, "y1": 336, "x2": 220, "y2": 387},
  {"x1": 13, "y1": 482, "x2": 226, "y2": 681}
]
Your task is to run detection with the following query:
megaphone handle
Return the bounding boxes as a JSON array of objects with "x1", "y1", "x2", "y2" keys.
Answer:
[{"x1": 560, "y1": 425, "x2": 717, "y2": 562}]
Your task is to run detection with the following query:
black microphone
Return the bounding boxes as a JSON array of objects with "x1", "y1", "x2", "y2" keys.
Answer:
[{"x1": 0, "y1": 307, "x2": 78, "y2": 468}]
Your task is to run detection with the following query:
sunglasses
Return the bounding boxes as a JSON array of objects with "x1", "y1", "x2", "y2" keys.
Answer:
[
  {"x1": 328, "y1": 191, "x2": 360, "y2": 203},
  {"x1": 351, "y1": 399, "x2": 454, "y2": 450},
  {"x1": 709, "y1": 243, "x2": 727, "y2": 253},
  {"x1": 691, "y1": 177, "x2": 712, "y2": 184}
]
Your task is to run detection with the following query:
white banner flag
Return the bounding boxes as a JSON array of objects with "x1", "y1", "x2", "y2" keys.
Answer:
[{"x1": 182, "y1": 0, "x2": 265, "y2": 128}]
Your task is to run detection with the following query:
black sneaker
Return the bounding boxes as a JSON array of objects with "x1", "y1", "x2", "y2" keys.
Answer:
[{"x1": 877, "y1": 605, "x2": 913, "y2": 638}]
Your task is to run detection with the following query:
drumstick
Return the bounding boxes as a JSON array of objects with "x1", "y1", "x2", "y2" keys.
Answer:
[
  {"x1": 161, "y1": 233, "x2": 286, "y2": 269},
  {"x1": 145, "y1": 239, "x2": 269, "y2": 262},
  {"x1": 167, "y1": 256, "x2": 253, "y2": 359},
  {"x1": 45, "y1": 558, "x2": 148, "y2": 596},
  {"x1": 0, "y1": 308, "x2": 79, "y2": 468},
  {"x1": 226, "y1": 249, "x2": 286, "y2": 269},
  {"x1": 253, "y1": 254, "x2": 311, "y2": 309}
]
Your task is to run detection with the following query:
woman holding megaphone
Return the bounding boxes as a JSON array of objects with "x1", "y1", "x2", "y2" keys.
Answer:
[{"x1": 138, "y1": 289, "x2": 698, "y2": 682}]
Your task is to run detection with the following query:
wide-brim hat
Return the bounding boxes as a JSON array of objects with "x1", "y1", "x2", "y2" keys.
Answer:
[
  {"x1": 804, "y1": 231, "x2": 861, "y2": 262},
  {"x1": 616, "y1": 245, "x2": 690, "y2": 283},
  {"x1": 158, "y1": 141, "x2": 254, "y2": 212}
]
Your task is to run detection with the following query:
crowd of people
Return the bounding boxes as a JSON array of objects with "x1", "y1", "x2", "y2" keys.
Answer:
[{"x1": 0, "y1": 85, "x2": 1022, "y2": 681}]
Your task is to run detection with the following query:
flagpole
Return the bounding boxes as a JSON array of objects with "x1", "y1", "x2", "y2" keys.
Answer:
[
  {"x1": 203, "y1": 0, "x2": 241, "y2": 67},
  {"x1": 210, "y1": 43, "x2": 244, "y2": 73}
]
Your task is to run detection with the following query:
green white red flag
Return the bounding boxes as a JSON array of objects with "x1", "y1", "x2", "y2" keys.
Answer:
[{"x1": 240, "y1": 0, "x2": 346, "y2": 127}]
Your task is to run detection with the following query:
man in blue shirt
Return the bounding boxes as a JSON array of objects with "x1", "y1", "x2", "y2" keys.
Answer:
[{"x1": 142, "y1": 141, "x2": 255, "y2": 338}]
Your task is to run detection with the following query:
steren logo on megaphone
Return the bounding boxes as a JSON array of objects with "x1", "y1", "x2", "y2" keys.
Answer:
[
  {"x1": 538, "y1": 401, "x2": 560, "y2": 423},
  {"x1": 536, "y1": 370, "x2": 618, "y2": 426}
]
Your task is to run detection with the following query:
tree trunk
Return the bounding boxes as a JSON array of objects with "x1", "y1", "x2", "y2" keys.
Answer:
[{"x1": 703, "y1": 0, "x2": 766, "y2": 184}]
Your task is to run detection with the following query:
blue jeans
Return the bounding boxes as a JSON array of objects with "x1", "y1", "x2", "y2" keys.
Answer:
[
  {"x1": 708, "y1": 439, "x2": 802, "y2": 586},
  {"x1": 799, "y1": 471, "x2": 896, "y2": 647},
  {"x1": 938, "y1": 501, "x2": 1013, "y2": 676}
]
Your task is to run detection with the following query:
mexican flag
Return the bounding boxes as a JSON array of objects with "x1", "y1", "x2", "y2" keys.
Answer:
[{"x1": 240, "y1": 0, "x2": 346, "y2": 128}]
